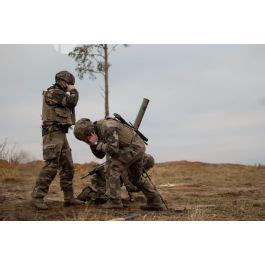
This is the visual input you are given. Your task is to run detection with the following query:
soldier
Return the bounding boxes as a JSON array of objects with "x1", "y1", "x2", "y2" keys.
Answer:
[
  {"x1": 73, "y1": 117, "x2": 166, "y2": 211},
  {"x1": 31, "y1": 71, "x2": 83, "y2": 210},
  {"x1": 77, "y1": 153, "x2": 155, "y2": 203}
]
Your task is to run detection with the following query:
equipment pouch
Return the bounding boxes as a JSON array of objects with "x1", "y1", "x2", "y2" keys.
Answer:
[
  {"x1": 117, "y1": 147, "x2": 143, "y2": 166},
  {"x1": 118, "y1": 123, "x2": 136, "y2": 146},
  {"x1": 55, "y1": 107, "x2": 69, "y2": 118},
  {"x1": 43, "y1": 144, "x2": 57, "y2": 160}
]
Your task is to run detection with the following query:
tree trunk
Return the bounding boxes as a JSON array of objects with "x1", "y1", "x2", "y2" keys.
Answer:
[
  {"x1": 103, "y1": 45, "x2": 110, "y2": 173},
  {"x1": 103, "y1": 44, "x2": 109, "y2": 118}
]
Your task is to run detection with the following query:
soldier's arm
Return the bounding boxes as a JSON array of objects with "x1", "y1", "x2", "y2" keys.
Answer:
[
  {"x1": 45, "y1": 88, "x2": 79, "y2": 108},
  {"x1": 65, "y1": 89, "x2": 79, "y2": 108},
  {"x1": 90, "y1": 145, "x2": 106, "y2": 159},
  {"x1": 95, "y1": 127, "x2": 120, "y2": 157}
]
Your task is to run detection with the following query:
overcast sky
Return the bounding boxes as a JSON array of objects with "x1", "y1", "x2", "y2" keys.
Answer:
[{"x1": 0, "y1": 44, "x2": 264, "y2": 165}]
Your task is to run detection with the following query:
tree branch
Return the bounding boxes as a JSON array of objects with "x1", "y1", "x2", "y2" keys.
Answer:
[{"x1": 108, "y1": 44, "x2": 119, "y2": 56}]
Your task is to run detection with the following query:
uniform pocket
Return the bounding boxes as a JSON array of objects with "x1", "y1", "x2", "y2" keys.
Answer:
[
  {"x1": 117, "y1": 148, "x2": 137, "y2": 164},
  {"x1": 55, "y1": 107, "x2": 69, "y2": 118},
  {"x1": 43, "y1": 144, "x2": 57, "y2": 160},
  {"x1": 60, "y1": 148, "x2": 74, "y2": 169}
]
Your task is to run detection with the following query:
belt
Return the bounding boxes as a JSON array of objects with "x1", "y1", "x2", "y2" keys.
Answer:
[{"x1": 42, "y1": 124, "x2": 69, "y2": 136}]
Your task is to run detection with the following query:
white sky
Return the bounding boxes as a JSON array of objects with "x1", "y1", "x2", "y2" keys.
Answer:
[{"x1": 0, "y1": 44, "x2": 264, "y2": 165}]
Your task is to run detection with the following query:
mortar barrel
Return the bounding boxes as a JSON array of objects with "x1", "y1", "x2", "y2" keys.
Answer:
[{"x1": 133, "y1": 98, "x2": 150, "y2": 130}]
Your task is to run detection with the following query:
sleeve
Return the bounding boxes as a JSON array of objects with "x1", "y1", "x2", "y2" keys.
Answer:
[
  {"x1": 95, "y1": 126, "x2": 120, "y2": 157},
  {"x1": 45, "y1": 88, "x2": 79, "y2": 108},
  {"x1": 90, "y1": 145, "x2": 106, "y2": 159}
]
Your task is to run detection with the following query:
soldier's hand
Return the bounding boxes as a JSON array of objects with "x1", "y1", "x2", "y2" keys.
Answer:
[
  {"x1": 66, "y1": 84, "x2": 76, "y2": 91},
  {"x1": 87, "y1": 133, "x2": 98, "y2": 145}
]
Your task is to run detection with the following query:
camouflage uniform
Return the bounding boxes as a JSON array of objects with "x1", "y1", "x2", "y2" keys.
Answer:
[
  {"x1": 77, "y1": 153, "x2": 155, "y2": 202},
  {"x1": 74, "y1": 118, "x2": 166, "y2": 210},
  {"x1": 32, "y1": 71, "x2": 83, "y2": 209}
]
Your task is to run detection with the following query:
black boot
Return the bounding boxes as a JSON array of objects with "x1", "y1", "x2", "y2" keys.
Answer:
[
  {"x1": 136, "y1": 178, "x2": 167, "y2": 211},
  {"x1": 101, "y1": 199, "x2": 123, "y2": 209},
  {"x1": 64, "y1": 190, "x2": 84, "y2": 207},
  {"x1": 140, "y1": 197, "x2": 167, "y2": 211},
  {"x1": 31, "y1": 188, "x2": 48, "y2": 210},
  {"x1": 31, "y1": 197, "x2": 48, "y2": 210},
  {"x1": 77, "y1": 185, "x2": 108, "y2": 204}
]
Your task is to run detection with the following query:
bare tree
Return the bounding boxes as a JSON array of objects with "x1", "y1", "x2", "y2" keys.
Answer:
[
  {"x1": 69, "y1": 44, "x2": 128, "y2": 118},
  {"x1": 0, "y1": 139, "x2": 32, "y2": 164},
  {"x1": 9, "y1": 143, "x2": 31, "y2": 164},
  {"x1": 0, "y1": 139, "x2": 9, "y2": 161}
]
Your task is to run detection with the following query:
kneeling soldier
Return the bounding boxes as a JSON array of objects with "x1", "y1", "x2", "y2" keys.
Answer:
[
  {"x1": 77, "y1": 153, "x2": 155, "y2": 203},
  {"x1": 73, "y1": 117, "x2": 166, "y2": 211}
]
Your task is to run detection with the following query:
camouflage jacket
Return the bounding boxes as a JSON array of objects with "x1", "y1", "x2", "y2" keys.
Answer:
[
  {"x1": 45, "y1": 84, "x2": 79, "y2": 109},
  {"x1": 94, "y1": 119, "x2": 145, "y2": 159},
  {"x1": 93, "y1": 119, "x2": 120, "y2": 157}
]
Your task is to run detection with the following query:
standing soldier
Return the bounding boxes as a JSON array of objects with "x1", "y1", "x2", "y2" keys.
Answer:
[
  {"x1": 31, "y1": 71, "x2": 83, "y2": 210},
  {"x1": 73, "y1": 117, "x2": 166, "y2": 211}
]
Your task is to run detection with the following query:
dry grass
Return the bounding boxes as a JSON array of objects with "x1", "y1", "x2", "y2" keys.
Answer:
[{"x1": 1, "y1": 160, "x2": 265, "y2": 221}]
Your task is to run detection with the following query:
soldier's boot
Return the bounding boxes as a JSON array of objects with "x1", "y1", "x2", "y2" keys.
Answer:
[
  {"x1": 101, "y1": 199, "x2": 123, "y2": 209},
  {"x1": 31, "y1": 188, "x2": 48, "y2": 210},
  {"x1": 77, "y1": 186, "x2": 98, "y2": 202},
  {"x1": 94, "y1": 193, "x2": 108, "y2": 204},
  {"x1": 31, "y1": 197, "x2": 48, "y2": 210},
  {"x1": 137, "y1": 178, "x2": 167, "y2": 211},
  {"x1": 64, "y1": 190, "x2": 84, "y2": 207},
  {"x1": 77, "y1": 186, "x2": 107, "y2": 204},
  {"x1": 140, "y1": 197, "x2": 166, "y2": 211}
]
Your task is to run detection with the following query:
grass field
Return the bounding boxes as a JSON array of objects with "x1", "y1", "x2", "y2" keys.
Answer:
[{"x1": 1, "y1": 159, "x2": 265, "y2": 221}]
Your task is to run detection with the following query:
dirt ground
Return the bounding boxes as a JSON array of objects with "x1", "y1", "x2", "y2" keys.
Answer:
[{"x1": 1, "y1": 159, "x2": 265, "y2": 221}]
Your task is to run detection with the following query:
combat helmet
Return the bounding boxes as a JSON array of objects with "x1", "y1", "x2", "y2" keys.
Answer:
[
  {"x1": 74, "y1": 118, "x2": 94, "y2": 141},
  {"x1": 55, "y1": 71, "x2": 75, "y2": 85},
  {"x1": 143, "y1": 154, "x2": 155, "y2": 171}
]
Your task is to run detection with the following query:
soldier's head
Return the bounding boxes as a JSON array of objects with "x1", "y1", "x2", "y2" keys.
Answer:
[
  {"x1": 74, "y1": 118, "x2": 96, "y2": 144},
  {"x1": 55, "y1": 71, "x2": 75, "y2": 89},
  {"x1": 143, "y1": 154, "x2": 155, "y2": 171}
]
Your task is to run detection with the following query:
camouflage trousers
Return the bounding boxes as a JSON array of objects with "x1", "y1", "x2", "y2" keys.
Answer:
[
  {"x1": 104, "y1": 137, "x2": 145, "y2": 200},
  {"x1": 102, "y1": 139, "x2": 162, "y2": 204},
  {"x1": 77, "y1": 152, "x2": 161, "y2": 205},
  {"x1": 89, "y1": 153, "x2": 155, "y2": 196},
  {"x1": 32, "y1": 130, "x2": 74, "y2": 199},
  {"x1": 105, "y1": 153, "x2": 162, "y2": 205},
  {"x1": 91, "y1": 170, "x2": 107, "y2": 195}
]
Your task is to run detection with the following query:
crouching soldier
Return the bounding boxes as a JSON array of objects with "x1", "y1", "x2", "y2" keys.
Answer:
[
  {"x1": 77, "y1": 153, "x2": 155, "y2": 203},
  {"x1": 31, "y1": 71, "x2": 84, "y2": 210},
  {"x1": 73, "y1": 117, "x2": 166, "y2": 211}
]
